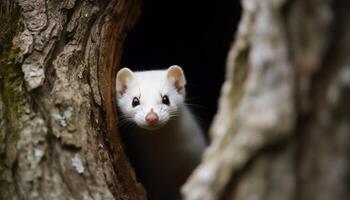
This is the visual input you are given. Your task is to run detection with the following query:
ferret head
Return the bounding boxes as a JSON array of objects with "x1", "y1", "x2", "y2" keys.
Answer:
[{"x1": 116, "y1": 65, "x2": 186, "y2": 130}]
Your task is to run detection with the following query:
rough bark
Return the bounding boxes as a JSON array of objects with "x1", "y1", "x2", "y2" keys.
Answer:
[
  {"x1": 182, "y1": 0, "x2": 350, "y2": 200},
  {"x1": 0, "y1": 0, "x2": 146, "y2": 199},
  {"x1": 2, "y1": 0, "x2": 350, "y2": 199}
]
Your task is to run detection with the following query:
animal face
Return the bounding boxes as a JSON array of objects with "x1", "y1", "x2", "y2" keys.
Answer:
[{"x1": 116, "y1": 66, "x2": 186, "y2": 130}]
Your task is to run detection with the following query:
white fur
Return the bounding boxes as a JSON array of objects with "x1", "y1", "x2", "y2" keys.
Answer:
[
  {"x1": 116, "y1": 66, "x2": 206, "y2": 200},
  {"x1": 117, "y1": 69, "x2": 184, "y2": 129}
]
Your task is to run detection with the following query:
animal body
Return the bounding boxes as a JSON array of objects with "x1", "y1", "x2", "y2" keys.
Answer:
[{"x1": 116, "y1": 65, "x2": 206, "y2": 200}]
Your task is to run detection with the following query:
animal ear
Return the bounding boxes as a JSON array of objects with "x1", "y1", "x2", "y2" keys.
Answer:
[
  {"x1": 167, "y1": 65, "x2": 186, "y2": 94},
  {"x1": 116, "y1": 68, "x2": 133, "y2": 97}
]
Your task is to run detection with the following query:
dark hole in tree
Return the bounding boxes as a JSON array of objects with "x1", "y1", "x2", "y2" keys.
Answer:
[
  {"x1": 120, "y1": 0, "x2": 241, "y2": 199},
  {"x1": 121, "y1": 0, "x2": 241, "y2": 133}
]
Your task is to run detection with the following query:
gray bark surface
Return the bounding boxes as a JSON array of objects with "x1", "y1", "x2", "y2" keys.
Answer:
[
  {"x1": 2, "y1": 0, "x2": 350, "y2": 200},
  {"x1": 0, "y1": 0, "x2": 146, "y2": 199},
  {"x1": 182, "y1": 0, "x2": 350, "y2": 200}
]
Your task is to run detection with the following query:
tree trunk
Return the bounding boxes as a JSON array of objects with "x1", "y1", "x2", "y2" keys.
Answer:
[
  {"x1": 0, "y1": 0, "x2": 146, "y2": 199},
  {"x1": 2, "y1": 0, "x2": 350, "y2": 200},
  {"x1": 182, "y1": 0, "x2": 350, "y2": 200}
]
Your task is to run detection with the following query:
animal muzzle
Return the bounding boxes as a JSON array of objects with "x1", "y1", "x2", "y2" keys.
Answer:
[{"x1": 145, "y1": 109, "x2": 159, "y2": 125}]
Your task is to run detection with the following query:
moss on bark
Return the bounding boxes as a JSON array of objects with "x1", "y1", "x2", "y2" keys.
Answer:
[{"x1": 0, "y1": 2, "x2": 24, "y2": 195}]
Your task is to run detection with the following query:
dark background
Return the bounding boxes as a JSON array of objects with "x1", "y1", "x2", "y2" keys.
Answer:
[{"x1": 121, "y1": 0, "x2": 242, "y2": 132}]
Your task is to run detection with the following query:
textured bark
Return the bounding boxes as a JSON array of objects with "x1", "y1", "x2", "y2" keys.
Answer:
[
  {"x1": 2, "y1": 0, "x2": 350, "y2": 199},
  {"x1": 0, "y1": 0, "x2": 146, "y2": 199},
  {"x1": 182, "y1": 0, "x2": 350, "y2": 200}
]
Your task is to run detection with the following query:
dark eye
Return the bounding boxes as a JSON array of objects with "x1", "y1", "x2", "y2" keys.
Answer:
[
  {"x1": 162, "y1": 95, "x2": 170, "y2": 105},
  {"x1": 132, "y1": 97, "x2": 140, "y2": 107}
]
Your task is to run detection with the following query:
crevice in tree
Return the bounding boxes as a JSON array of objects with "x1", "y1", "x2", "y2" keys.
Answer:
[
  {"x1": 11, "y1": 157, "x2": 19, "y2": 197},
  {"x1": 97, "y1": 0, "x2": 146, "y2": 198},
  {"x1": 43, "y1": 0, "x2": 82, "y2": 91},
  {"x1": 121, "y1": 0, "x2": 242, "y2": 133}
]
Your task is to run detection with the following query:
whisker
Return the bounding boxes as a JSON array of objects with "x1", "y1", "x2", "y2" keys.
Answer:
[
  {"x1": 168, "y1": 112, "x2": 179, "y2": 116},
  {"x1": 119, "y1": 120, "x2": 133, "y2": 127},
  {"x1": 184, "y1": 103, "x2": 208, "y2": 110},
  {"x1": 185, "y1": 96, "x2": 201, "y2": 101}
]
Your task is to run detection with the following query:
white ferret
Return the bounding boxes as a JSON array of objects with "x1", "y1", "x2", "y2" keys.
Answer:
[{"x1": 116, "y1": 65, "x2": 206, "y2": 200}]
